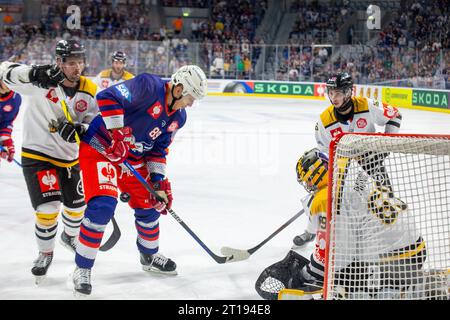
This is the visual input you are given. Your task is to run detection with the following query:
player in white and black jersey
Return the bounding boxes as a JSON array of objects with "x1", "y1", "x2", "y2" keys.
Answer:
[
  {"x1": 256, "y1": 148, "x2": 428, "y2": 300},
  {"x1": 0, "y1": 39, "x2": 99, "y2": 284},
  {"x1": 294, "y1": 72, "x2": 403, "y2": 247}
]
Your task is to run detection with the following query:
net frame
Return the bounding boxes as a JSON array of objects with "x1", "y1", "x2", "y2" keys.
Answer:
[{"x1": 324, "y1": 132, "x2": 450, "y2": 300}]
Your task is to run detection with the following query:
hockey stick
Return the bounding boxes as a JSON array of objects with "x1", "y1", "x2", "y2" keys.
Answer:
[
  {"x1": 220, "y1": 209, "x2": 304, "y2": 262},
  {"x1": 53, "y1": 85, "x2": 121, "y2": 252},
  {"x1": 121, "y1": 160, "x2": 234, "y2": 264},
  {"x1": 0, "y1": 145, "x2": 22, "y2": 167}
]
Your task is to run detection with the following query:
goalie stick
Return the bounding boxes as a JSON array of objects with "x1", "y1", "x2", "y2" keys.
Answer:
[
  {"x1": 220, "y1": 209, "x2": 304, "y2": 262},
  {"x1": 53, "y1": 86, "x2": 121, "y2": 252}
]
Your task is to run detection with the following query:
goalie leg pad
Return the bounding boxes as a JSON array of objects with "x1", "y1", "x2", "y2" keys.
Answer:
[{"x1": 255, "y1": 250, "x2": 310, "y2": 300}]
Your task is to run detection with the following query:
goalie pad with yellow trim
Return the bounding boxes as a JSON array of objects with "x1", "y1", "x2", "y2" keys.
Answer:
[{"x1": 278, "y1": 286, "x2": 323, "y2": 300}]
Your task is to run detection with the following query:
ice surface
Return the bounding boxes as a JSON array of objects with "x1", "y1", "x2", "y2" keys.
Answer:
[{"x1": 0, "y1": 96, "x2": 448, "y2": 299}]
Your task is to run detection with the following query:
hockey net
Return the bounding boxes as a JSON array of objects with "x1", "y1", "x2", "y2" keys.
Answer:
[{"x1": 324, "y1": 133, "x2": 450, "y2": 300}]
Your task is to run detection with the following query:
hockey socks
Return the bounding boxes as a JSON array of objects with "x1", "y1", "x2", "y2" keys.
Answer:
[
  {"x1": 75, "y1": 196, "x2": 116, "y2": 269},
  {"x1": 134, "y1": 208, "x2": 160, "y2": 255}
]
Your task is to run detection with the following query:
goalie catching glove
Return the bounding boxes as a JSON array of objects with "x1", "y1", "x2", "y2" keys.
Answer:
[
  {"x1": 255, "y1": 250, "x2": 323, "y2": 300},
  {"x1": 150, "y1": 178, "x2": 173, "y2": 215}
]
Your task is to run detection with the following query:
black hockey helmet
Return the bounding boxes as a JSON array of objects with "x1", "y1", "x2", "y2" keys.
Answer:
[
  {"x1": 326, "y1": 72, "x2": 353, "y2": 91},
  {"x1": 326, "y1": 72, "x2": 353, "y2": 113},
  {"x1": 55, "y1": 39, "x2": 86, "y2": 61},
  {"x1": 111, "y1": 51, "x2": 127, "y2": 62}
]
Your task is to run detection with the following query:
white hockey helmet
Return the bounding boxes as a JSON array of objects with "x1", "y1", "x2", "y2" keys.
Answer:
[{"x1": 171, "y1": 65, "x2": 207, "y2": 100}]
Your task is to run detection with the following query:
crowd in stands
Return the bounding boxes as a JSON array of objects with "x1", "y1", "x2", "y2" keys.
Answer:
[{"x1": 0, "y1": 0, "x2": 448, "y2": 87}]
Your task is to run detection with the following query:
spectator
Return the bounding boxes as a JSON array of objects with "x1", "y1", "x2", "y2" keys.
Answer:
[{"x1": 172, "y1": 16, "x2": 184, "y2": 36}]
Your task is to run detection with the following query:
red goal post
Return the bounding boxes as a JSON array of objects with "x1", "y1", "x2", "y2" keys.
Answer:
[{"x1": 324, "y1": 132, "x2": 450, "y2": 300}]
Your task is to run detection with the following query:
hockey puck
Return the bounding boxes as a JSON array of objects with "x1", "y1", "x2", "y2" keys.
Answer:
[{"x1": 120, "y1": 192, "x2": 131, "y2": 202}]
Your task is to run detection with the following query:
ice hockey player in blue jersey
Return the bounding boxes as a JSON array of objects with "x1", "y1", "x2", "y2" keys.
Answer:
[
  {"x1": 0, "y1": 80, "x2": 21, "y2": 163},
  {"x1": 72, "y1": 65, "x2": 207, "y2": 296}
]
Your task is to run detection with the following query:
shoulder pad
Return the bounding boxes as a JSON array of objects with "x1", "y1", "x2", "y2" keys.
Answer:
[
  {"x1": 78, "y1": 76, "x2": 98, "y2": 98},
  {"x1": 352, "y1": 96, "x2": 369, "y2": 113},
  {"x1": 320, "y1": 104, "x2": 337, "y2": 128},
  {"x1": 123, "y1": 71, "x2": 135, "y2": 80},
  {"x1": 310, "y1": 188, "x2": 328, "y2": 216}
]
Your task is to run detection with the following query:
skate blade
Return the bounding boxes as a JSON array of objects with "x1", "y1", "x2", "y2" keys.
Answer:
[
  {"x1": 73, "y1": 290, "x2": 91, "y2": 299},
  {"x1": 67, "y1": 272, "x2": 91, "y2": 299},
  {"x1": 59, "y1": 239, "x2": 76, "y2": 254},
  {"x1": 34, "y1": 275, "x2": 47, "y2": 285},
  {"x1": 142, "y1": 265, "x2": 178, "y2": 276}
]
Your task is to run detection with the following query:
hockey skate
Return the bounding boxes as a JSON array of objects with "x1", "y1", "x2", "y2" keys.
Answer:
[
  {"x1": 72, "y1": 266, "x2": 92, "y2": 297},
  {"x1": 292, "y1": 231, "x2": 315, "y2": 247},
  {"x1": 59, "y1": 231, "x2": 77, "y2": 254},
  {"x1": 140, "y1": 252, "x2": 177, "y2": 275},
  {"x1": 31, "y1": 252, "x2": 53, "y2": 285}
]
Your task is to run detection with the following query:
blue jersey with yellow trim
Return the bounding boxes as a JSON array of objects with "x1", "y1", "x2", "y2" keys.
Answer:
[
  {"x1": 83, "y1": 73, "x2": 186, "y2": 176},
  {"x1": 0, "y1": 91, "x2": 21, "y2": 140}
]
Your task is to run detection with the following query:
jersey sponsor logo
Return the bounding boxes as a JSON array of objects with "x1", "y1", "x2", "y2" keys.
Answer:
[
  {"x1": 115, "y1": 84, "x2": 131, "y2": 102},
  {"x1": 330, "y1": 127, "x2": 343, "y2": 138},
  {"x1": 2, "y1": 104, "x2": 13, "y2": 112},
  {"x1": 356, "y1": 118, "x2": 367, "y2": 128},
  {"x1": 75, "y1": 99, "x2": 88, "y2": 112},
  {"x1": 97, "y1": 162, "x2": 117, "y2": 185},
  {"x1": 101, "y1": 79, "x2": 109, "y2": 88},
  {"x1": 46, "y1": 89, "x2": 59, "y2": 104},
  {"x1": 147, "y1": 102, "x2": 163, "y2": 119},
  {"x1": 167, "y1": 121, "x2": 179, "y2": 132},
  {"x1": 382, "y1": 103, "x2": 398, "y2": 119},
  {"x1": 37, "y1": 169, "x2": 60, "y2": 192},
  {"x1": 77, "y1": 179, "x2": 84, "y2": 196}
]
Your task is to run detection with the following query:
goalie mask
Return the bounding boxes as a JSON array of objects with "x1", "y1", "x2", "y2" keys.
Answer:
[{"x1": 296, "y1": 148, "x2": 329, "y2": 193}]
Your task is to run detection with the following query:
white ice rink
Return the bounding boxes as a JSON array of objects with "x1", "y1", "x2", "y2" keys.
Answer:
[{"x1": 0, "y1": 95, "x2": 449, "y2": 300}]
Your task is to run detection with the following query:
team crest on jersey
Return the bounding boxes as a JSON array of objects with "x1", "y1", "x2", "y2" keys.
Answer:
[
  {"x1": 101, "y1": 79, "x2": 109, "y2": 89},
  {"x1": 148, "y1": 102, "x2": 163, "y2": 119},
  {"x1": 2, "y1": 105, "x2": 13, "y2": 112},
  {"x1": 115, "y1": 84, "x2": 131, "y2": 102},
  {"x1": 46, "y1": 89, "x2": 59, "y2": 104},
  {"x1": 167, "y1": 121, "x2": 179, "y2": 132},
  {"x1": 97, "y1": 162, "x2": 117, "y2": 185},
  {"x1": 37, "y1": 169, "x2": 60, "y2": 192},
  {"x1": 357, "y1": 118, "x2": 367, "y2": 129},
  {"x1": 75, "y1": 99, "x2": 88, "y2": 112},
  {"x1": 382, "y1": 103, "x2": 398, "y2": 119},
  {"x1": 330, "y1": 127, "x2": 343, "y2": 138}
]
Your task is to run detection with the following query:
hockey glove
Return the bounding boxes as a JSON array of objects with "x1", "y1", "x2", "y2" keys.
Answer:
[
  {"x1": 29, "y1": 64, "x2": 65, "y2": 89},
  {"x1": 57, "y1": 120, "x2": 86, "y2": 143},
  {"x1": 0, "y1": 138, "x2": 15, "y2": 162},
  {"x1": 104, "y1": 127, "x2": 134, "y2": 163},
  {"x1": 150, "y1": 179, "x2": 173, "y2": 215}
]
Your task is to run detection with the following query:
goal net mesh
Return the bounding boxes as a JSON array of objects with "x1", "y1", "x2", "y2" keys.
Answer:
[{"x1": 325, "y1": 134, "x2": 450, "y2": 300}]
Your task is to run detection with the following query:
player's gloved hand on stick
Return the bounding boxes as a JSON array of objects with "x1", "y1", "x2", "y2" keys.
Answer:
[
  {"x1": 104, "y1": 126, "x2": 134, "y2": 163},
  {"x1": 150, "y1": 178, "x2": 173, "y2": 215},
  {"x1": 29, "y1": 64, "x2": 65, "y2": 89},
  {"x1": 57, "y1": 120, "x2": 86, "y2": 143},
  {"x1": 0, "y1": 138, "x2": 15, "y2": 162}
]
